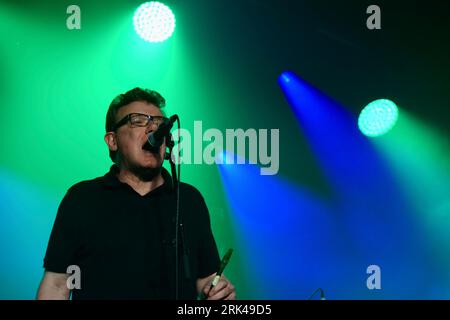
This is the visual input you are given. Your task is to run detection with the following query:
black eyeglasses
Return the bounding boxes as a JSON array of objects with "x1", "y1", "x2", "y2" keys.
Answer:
[{"x1": 112, "y1": 113, "x2": 169, "y2": 131}]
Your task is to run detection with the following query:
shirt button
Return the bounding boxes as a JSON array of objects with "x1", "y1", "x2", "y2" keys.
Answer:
[{"x1": 171, "y1": 239, "x2": 176, "y2": 246}]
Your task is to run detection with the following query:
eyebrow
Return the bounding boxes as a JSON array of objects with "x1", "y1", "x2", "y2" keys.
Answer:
[{"x1": 132, "y1": 113, "x2": 164, "y2": 117}]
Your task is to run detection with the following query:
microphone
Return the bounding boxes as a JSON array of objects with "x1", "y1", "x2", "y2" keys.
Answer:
[
  {"x1": 147, "y1": 114, "x2": 178, "y2": 148},
  {"x1": 198, "y1": 248, "x2": 233, "y2": 300}
]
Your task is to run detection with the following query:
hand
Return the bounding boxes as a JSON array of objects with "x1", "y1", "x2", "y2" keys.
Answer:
[{"x1": 202, "y1": 274, "x2": 236, "y2": 300}]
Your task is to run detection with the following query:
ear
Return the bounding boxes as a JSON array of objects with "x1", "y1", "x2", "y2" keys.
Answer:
[{"x1": 104, "y1": 132, "x2": 118, "y2": 152}]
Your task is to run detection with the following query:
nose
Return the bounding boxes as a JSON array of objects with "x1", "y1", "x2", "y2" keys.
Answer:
[{"x1": 145, "y1": 121, "x2": 159, "y2": 133}]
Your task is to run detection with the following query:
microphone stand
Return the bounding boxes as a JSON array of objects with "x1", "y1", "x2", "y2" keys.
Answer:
[
  {"x1": 165, "y1": 135, "x2": 178, "y2": 189},
  {"x1": 164, "y1": 116, "x2": 189, "y2": 300}
]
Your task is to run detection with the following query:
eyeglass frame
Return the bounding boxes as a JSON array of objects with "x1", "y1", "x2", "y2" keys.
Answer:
[{"x1": 112, "y1": 113, "x2": 169, "y2": 132}]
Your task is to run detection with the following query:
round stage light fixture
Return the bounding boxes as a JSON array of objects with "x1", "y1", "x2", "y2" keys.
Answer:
[
  {"x1": 358, "y1": 99, "x2": 399, "y2": 137},
  {"x1": 133, "y1": 2, "x2": 175, "y2": 42}
]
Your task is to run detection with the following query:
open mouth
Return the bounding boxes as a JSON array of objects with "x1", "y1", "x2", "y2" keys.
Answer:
[{"x1": 142, "y1": 141, "x2": 160, "y2": 154}]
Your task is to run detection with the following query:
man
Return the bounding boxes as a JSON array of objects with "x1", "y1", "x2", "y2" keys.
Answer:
[{"x1": 37, "y1": 88, "x2": 235, "y2": 300}]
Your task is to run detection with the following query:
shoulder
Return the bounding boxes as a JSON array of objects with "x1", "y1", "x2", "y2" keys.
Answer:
[
  {"x1": 178, "y1": 182, "x2": 211, "y2": 218},
  {"x1": 66, "y1": 176, "x2": 104, "y2": 197},
  {"x1": 59, "y1": 176, "x2": 107, "y2": 208},
  {"x1": 179, "y1": 182, "x2": 205, "y2": 202},
  {"x1": 56, "y1": 176, "x2": 106, "y2": 220}
]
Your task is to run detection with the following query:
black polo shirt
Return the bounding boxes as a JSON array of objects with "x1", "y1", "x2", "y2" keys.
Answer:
[{"x1": 43, "y1": 165, "x2": 220, "y2": 300}]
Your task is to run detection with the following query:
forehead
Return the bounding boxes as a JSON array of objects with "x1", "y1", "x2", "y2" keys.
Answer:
[{"x1": 116, "y1": 101, "x2": 163, "y2": 120}]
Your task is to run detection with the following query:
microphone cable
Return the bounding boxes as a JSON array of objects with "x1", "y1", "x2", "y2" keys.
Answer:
[{"x1": 307, "y1": 287, "x2": 326, "y2": 300}]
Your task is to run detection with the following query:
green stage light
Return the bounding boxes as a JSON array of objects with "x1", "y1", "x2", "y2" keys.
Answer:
[
  {"x1": 358, "y1": 99, "x2": 399, "y2": 137},
  {"x1": 133, "y1": 2, "x2": 175, "y2": 43}
]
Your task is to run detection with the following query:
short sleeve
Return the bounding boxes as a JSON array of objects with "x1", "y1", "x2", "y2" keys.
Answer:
[
  {"x1": 43, "y1": 186, "x2": 83, "y2": 273},
  {"x1": 196, "y1": 194, "x2": 221, "y2": 279}
]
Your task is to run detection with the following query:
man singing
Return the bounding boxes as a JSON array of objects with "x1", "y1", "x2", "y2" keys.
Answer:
[{"x1": 37, "y1": 88, "x2": 236, "y2": 300}]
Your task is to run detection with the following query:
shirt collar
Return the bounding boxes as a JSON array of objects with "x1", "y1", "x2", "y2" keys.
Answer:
[{"x1": 102, "y1": 164, "x2": 173, "y2": 193}]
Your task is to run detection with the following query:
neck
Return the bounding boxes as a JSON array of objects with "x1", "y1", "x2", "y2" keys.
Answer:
[{"x1": 117, "y1": 168, "x2": 164, "y2": 196}]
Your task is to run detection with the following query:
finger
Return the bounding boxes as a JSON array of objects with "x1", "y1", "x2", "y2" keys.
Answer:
[
  {"x1": 208, "y1": 279, "x2": 227, "y2": 296},
  {"x1": 225, "y1": 292, "x2": 236, "y2": 300},
  {"x1": 208, "y1": 283, "x2": 233, "y2": 300},
  {"x1": 224, "y1": 284, "x2": 235, "y2": 300},
  {"x1": 207, "y1": 289, "x2": 228, "y2": 300}
]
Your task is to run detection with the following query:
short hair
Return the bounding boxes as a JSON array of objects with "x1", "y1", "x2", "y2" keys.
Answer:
[{"x1": 105, "y1": 87, "x2": 166, "y2": 163}]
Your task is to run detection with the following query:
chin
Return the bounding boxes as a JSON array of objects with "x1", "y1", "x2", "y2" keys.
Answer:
[
  {"x1": 142, "y1": 156, "x2": 163, "y2": 168},
  {"x1": 132, "y1": 164, "x2": 162, "y2": 182}
]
